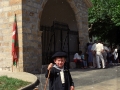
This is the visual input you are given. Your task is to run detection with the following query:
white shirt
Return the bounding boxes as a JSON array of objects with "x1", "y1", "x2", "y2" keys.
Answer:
[
  {"x1": 53, "y1": 65, "x2": 65, "y2": 84},
  {"x1": 73, "y1": 53, "x2": 81, "y2": 59},
  {"x1": 60, "y1": 70, "x2": 65, "y2": 83},
  {"x1": 95, "y1": 43, "x2": 104, "y2": 54},
  {"x1": 112, "y1": 49, "x2": 118, "y2": 60}
]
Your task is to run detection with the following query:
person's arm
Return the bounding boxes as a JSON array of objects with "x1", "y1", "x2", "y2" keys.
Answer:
[
  {"x1": 45, "y1": 63, "x2": 54, "y2": 78},
  {"x1": 68, "y1": 70, "x2": 74, "y2": 88},
  {"x1": 101, "y1": 44, "x2": 104, "y2": 53}
]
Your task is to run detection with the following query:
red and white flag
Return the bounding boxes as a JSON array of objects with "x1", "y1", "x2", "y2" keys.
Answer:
[{"x1": 12, "y1": 14, "x2": 18, "y2": 66}]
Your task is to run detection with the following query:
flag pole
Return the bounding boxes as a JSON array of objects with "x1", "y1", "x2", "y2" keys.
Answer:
[{"x1": 12, "y1": 64, "x2": 13, "y2": 72}]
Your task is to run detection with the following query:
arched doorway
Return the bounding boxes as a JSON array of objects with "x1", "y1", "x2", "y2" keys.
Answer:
[
  {"x1": 40, "y1": 0, "x2": 79, "y2": 65},
  {"x1": 19, "y1": 0, "x2": 91, "y2": 73}
]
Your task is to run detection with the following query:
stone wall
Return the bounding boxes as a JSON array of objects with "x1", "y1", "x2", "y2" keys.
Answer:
[
  {"x1": 67, "y1": 0, "x2": 89, "y2": 52},
  {"x1": 22, "y1": 0, "x2": 42, "y2": 73},
  {"x1": 22, "y1": 0, "x2": 90, "y2": 73},
  {"x1": 0, "y1": 0, "x2": 23, "y2": 71},
  {"x1": 0, "y1": 0, "x2": 91, "y2": 73}
]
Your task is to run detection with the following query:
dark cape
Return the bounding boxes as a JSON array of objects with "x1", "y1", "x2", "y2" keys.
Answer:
[{"x1": 45, "y1": 66, "x2": 74, "y2": 90}]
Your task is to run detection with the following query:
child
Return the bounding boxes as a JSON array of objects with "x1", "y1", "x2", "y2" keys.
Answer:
[
  {"x1": 45, "y1": 51, "x2": 74, "y2": 90},
  {"x1": 81, "y1": 53, "x2": 87, "y2": 68}
]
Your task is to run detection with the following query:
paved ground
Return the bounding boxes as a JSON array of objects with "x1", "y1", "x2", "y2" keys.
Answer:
[{"x1": 36, "y1": 65, "x2": 120, "y2": 90}]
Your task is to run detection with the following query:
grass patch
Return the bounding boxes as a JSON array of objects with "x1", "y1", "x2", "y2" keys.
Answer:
[{"x1": 0, "y1": 76, "x2": 31, "y2": 90}]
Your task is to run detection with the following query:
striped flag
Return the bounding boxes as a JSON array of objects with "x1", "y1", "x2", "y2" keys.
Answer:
[{"x1": 12, "y1": 14, "x2": 18, "y2": 66}]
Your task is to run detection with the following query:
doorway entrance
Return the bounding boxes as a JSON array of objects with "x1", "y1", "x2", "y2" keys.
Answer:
[{"x1": 41, "y1": 21, "x2": 79, "y2": 65}]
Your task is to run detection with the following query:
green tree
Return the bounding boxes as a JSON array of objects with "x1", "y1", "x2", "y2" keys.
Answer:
[{"x1": 89, "y1": 0, "x2": 120, "y2": 45}]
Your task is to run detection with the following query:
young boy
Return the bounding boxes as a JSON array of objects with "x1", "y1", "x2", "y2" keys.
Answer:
[{"x1": 45, "y1": 51, "x2": 74, "y2": 90}]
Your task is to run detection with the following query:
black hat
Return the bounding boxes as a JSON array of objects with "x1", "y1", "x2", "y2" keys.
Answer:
[{"x1": 52, "y1": 51, "x2": 67, "y2": 59}]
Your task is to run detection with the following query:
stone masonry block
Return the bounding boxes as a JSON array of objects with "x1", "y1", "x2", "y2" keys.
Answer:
[
  {"x1": 0, "y1": 8, "x2": 2, "y2": 12},
  {"x1": 1, "y1": 42, "x2": 9, "y2": 46},
  {"x1": 0, "y1": 1, "x2": 9, "y2": 7},
  {"x1": 0, "y1": 36, "x2": 3, "y2": 41},
  {"x1": 3, "y1": 33, "x2": 12, "y2": 42},
  {"x1": 7, "y1": 11, "x2": 14, "y2": 17},
  {"x1": 3, "y1": 7, "x2": 11, "y2": 11},
  {"x1": 9, "y1": 0, "x2": 22, "y2": 5},
  {"x1": 22, "y1": 28, "x2": 31, "y2": 33},
  {"x1": 9, "y1": 17, "x2": 14, "y2": 22},
  {"x1": 0, "y1": 12, "x2": 6, "y2": 18},
  {"x1": 31, "y1": 42, "x2": 38, "y2": 47},
  {"x1": 23, "y1": 16, "x2": 30, "y2": 22},
  {"x1": 18, "y1": 5, "x2": 22, "y2": 9},
  {"x1": 0, "y1": 19, "x2": 3, "y2": 24},
  {"x1": 1, "y1": 24, "x2": 9, "y2": 29},
  {"x1": 11, "y1": 5, "x2": 19, "y2": 11},
  {"x1": 2, "y1": 18, "x2": 9, "y2": 24},
  {"x1": 27, "y1": 34, "x2": 33, "y2": 40},
  {"x1": 27, "y1": 1, "x2": 33, "y2": 6},
  {"x1": 3, "y1": 48, "x2": 10, "y2": 52},
  {"x1": 0, "y1": 47, "x2": 3, "y2": 52},
  {"x1": 2, "y1": 29, "x2": 11, "y2": 34},
  {"x1": 14, "y1": 10, "x2": 22, "y2": 15}
]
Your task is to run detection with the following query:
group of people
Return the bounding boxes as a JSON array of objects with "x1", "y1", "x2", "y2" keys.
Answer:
[
  {"x1": 73, "y1": 40, "x2": 120, "y2": 69},
  {"x1": 73, "y1": 50, "x2": 88, "y2": 69},
  {"x1": 44, "y1": 41, "x2": 120, "y2": 90}
]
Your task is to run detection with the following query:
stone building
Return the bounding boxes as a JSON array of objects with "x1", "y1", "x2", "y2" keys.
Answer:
[{"x1": 0, "y1": 0, "x2": 92, "y2": 73}]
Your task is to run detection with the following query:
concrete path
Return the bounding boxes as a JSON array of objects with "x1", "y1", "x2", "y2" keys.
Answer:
[{"x1": 36, "y1": 65, "x2": 120, "y2": 90}]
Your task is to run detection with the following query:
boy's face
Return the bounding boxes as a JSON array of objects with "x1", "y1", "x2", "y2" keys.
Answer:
[{"x1": 54, "y1": 57, "x2": 66, "y2": 68}]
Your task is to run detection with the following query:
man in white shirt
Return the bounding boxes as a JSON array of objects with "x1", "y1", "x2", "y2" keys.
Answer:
[{"x1": 95, "y1": 41, "x2": 105, "y2": 69}]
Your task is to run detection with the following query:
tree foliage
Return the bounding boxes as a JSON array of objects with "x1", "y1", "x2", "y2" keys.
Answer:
[{"x1": 89, "y1": 0, "x2": 120, "y2": 45}]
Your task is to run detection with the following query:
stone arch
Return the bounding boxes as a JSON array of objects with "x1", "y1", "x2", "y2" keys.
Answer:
[
  {"x1": 38, "y1": 0, "x2": 82, "y2": 64},
  {"x1": 38, "y1": 0, "x2": 89, "y2": 51},
  {"x1": 38, "y1": 0, "x2": 81, "y2": 29},
  {"x1": 21, "y1": 0, "x2": 91, "y2": 73}
]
